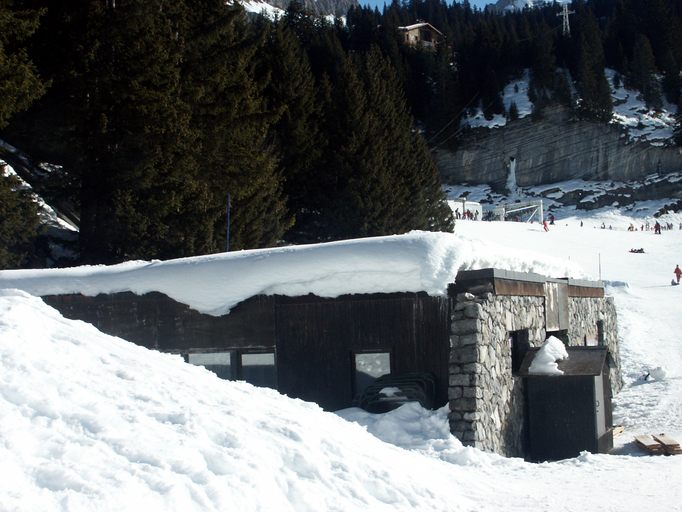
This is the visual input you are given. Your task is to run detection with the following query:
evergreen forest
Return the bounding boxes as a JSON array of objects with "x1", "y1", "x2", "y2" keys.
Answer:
[{"x1": 1, "y1": 0, "x2": 681, "y2": 268}]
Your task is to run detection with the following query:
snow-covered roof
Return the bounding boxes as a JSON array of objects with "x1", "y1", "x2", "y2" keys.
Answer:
[
  {"x1": 398, "y1": 22, "x2": 444, "y2": 36},
  {"x1": 0, "y1": 231, "x2": 580, "y2": 316}
]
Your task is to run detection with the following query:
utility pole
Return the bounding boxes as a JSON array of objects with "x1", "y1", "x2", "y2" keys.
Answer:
[
  {"x1": 226, "y1": 193, "x2": 231, "y2": 252},
  {"x1": 557, "y1": 4, "x2": 575, "y2": 37}
]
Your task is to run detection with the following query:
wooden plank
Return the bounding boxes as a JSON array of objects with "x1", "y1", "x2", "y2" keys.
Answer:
[
  {"x1": 634, "y1": 435, "x2": 666, "y2": 454},
  {"x1": 653, "y1": 434, "x2": 682, "y2": 455}
]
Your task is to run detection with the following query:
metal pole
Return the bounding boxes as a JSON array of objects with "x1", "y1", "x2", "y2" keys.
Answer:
[
  {"x1": 598, "y1": 253, "x2": 602, "y2": 281},
  {"x1": 226, "y1": 193, "x2": 231, "y2": 252}
]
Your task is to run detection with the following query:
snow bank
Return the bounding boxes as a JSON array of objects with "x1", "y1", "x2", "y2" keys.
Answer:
[
  {"x1": 0, "y1": 289, "x2": 484, "y2": 512},
  {"x1": 0, "y1": 231, "x2": 582, "y2": 316},
  {"x1": 528, "y1": 336, "x2": 568, "y2": 375}
]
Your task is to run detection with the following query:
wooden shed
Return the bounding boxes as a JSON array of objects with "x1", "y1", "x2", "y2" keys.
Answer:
[{"x1": 518, "y1": 347, "x2": 614, "y2": 461}]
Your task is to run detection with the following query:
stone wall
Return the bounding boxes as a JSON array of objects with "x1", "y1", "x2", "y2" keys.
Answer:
[
  {"x1": 449, "y1": 291, "x2": 546, "y2": 456},
  {"x1": 568, "y1": 295, "x2": 622, "y2": 394},
  {"x1": 448, "y1": 288, "x2": 621, "y2": 457}
]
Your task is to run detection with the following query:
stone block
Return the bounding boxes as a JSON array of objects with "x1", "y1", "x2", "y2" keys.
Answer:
[
  {"x1": 449, "y1": 374, "x2": 471, "y2": 386},
  {"x1": 450, "y1": 345, "x2": 478, "y2": 364},
  {"x1": 463, "y1": 302, "x2": 483, "y2": 319},
  {"x1": 461, "y1": 362, "x2": 483, "y2": 374},
  {"x1": 463, "y1": 411, "x2": 480, "y2": 421},
  {"x1": 451, "y1": 397, "x2": 477, "y2": 411},
  {"x1": 451, "y1": 318, "x2": 479, "y2": 335},
  {"x1": 463, "y1": 386, "x2": 483, "y2": 399},
  {"x1": 447, "y1": 409, "x2": 463, "y2": 421},
  {"x1": 451, "y1": 421, "x2": 470, "y2": 432},
  {"x1": 448, "y1": 387, "x2": 463, "y2": 399},
  {"x1": 452, "y1": 333, "x2": 479, "y2": 348}
]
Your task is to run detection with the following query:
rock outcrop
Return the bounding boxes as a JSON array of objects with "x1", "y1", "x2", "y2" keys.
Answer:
[{"x1": 435, "y1": 105, "x2": 682, "y2": 191}]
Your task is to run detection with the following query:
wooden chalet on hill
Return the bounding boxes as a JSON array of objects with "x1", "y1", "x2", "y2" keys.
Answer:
[{"x1": 397, "y1": 22, "x2": 444, "y2": 51}]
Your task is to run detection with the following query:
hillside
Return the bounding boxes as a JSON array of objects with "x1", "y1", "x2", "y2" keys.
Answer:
[{"x1": 437, "y1": 70, "x2": 682, "y2": 193}]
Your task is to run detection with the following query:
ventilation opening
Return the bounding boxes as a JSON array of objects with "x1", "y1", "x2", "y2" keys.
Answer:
[{"x1": 509, "y1": 330, "x2": 530, "y2": 374}]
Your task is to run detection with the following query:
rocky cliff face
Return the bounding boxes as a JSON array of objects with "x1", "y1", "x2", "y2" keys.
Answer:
[
  {"x1": 435, "y1": 105, "x2": 682, "y2": 192},
  {"x1": 266, "y1": 0, "x2": 357, "y2": 16}
]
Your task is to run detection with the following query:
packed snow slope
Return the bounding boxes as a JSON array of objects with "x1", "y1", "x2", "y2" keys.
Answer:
[{"x1": 3, "y1": 207, "x2": 682, "y2": 511}]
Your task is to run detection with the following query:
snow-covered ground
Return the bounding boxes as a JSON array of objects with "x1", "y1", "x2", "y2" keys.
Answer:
[
  {"x1": 445, "y1": 172, "x2": 682, "y2": 222},
  {"x1": 3, "y1": 199, "x2": 682, "y2": 510}
]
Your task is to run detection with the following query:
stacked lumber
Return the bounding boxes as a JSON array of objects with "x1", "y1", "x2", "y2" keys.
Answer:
[
  {"x1": 634, "y1": 434, "x2": 682, "y2": 455},
  {"x1": 653, "y1": 434, "x2": 682, "y2": 455}
]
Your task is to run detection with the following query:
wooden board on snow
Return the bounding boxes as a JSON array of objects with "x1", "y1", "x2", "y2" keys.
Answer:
[
  {"x1": 634, "y1": 434, "x2": 666, "y2": 454},
  {"x1": 653, "y1": 434, "x2": 682, "y2": 455}
]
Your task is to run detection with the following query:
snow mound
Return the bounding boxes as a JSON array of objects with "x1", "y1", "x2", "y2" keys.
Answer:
[
  {"x1": 0, "y1": 289, "x2": 483, "y2": 511},
  {"x1": 528, "y1": 335, "x2": 569, "y2": 375}
]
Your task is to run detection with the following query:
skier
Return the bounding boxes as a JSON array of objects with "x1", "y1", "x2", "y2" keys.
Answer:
[
  {"x1": 655, "y1": 221, "x2": 661, "y2": 234},
  {"x1": 674, "y1": 265, "x2": 682, "y2": 285},
  {"x1": 543, "y1": 220, "x2": 549, "y2": 232}
]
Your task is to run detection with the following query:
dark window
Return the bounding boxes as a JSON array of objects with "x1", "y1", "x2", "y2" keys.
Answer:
[
  {"x1": 185, "y1": 350, "x2": 277, "y2": 389},
  {"x1": 547, "y1": 330, "x2": 569, "y2": 345},
  {"x1": 597, "y1": 320, "x2": 605, "y2": 346},
  {"x1": 187, "y1": 351, "x2": 234, "y2": 380},
  {"x1": 354, "y1": 352, "x2": 391, "y2": 397},
  {"x1": 509, "y1": 330, "x2": 530, "y2": 374},
  {"x1": 241, "y1": 352, "x2": 276, "y2": 389}
]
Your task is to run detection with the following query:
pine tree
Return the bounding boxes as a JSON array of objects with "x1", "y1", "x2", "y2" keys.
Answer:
[
  {"x1": 574, "y1": 8, "x2": 613, "y2": 122},
  {"x1": 630, "y1": 34, "x2": 662, "y2": 110},
  {"x1": 182, "y1": 1, "x2": 292, "y2": 252},
  {"x1": 262, "y1": 21, "x2": 322, "y2": 243},
  {"x1": 319, "y1": 47, "x2": 453, "y2": 240},
  {"x1": 529, "y1": 22, "x2": 555, "y2": 103},
  {"x1": 0, "y1": 2, "x2": 46, "y2": 129},
  {"x1": 0, "y1": 3, "x2": 45, "y2": 269},
  {"x1": 0, "y1": 168, "x2": 40, "y2": 269},
  {"x1": 74, "y1": 0, "x2": 203, "y2": 263}
]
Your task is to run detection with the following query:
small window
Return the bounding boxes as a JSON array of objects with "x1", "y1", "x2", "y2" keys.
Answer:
[
  {"x1": 509, "y1": 330, "x2": 530, "y2": 374},
  {"x1": 597, "y1": 320, "x2": 605, "y2": 346},
  {"x1": 354, "y1": 352, "x2": 391, "y2": 396},
  {"x1": 241, "y1": 352, "x2": 276, "y2": 389},
  {"x1": 188, "y1": 351, "x2": 234, "y2": 380}
]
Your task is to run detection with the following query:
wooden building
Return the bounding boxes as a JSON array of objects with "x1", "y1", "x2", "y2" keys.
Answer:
[
  {"x1": 397, "y1": 22, "x2": 444, "y2": 50},
  {"x1": 44, "y1": 290, "x2": 450, "y2": 412},
  {"x1": 42, "y1": 268, "x2": 622, "y2": 459}
]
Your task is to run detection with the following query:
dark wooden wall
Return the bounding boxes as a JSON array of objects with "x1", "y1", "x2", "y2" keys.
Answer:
[
  {"x1": 44, "y1": 290, "x2": 450, "y2": 411},
  {"x1": 45, "y1": 292, "x2": 277, "y2": 352},
  {"x1": 275, "y1": 294, "x2": 450, "y2": 410}
]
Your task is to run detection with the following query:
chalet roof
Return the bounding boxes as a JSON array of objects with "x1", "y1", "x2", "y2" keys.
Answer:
[{"x1": 397, "y1": 22, "x2": 444, "y2": 36}]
